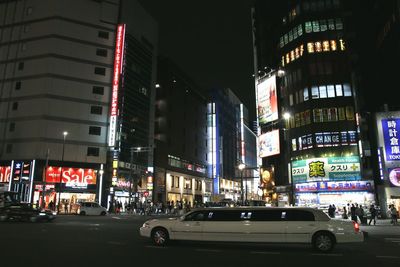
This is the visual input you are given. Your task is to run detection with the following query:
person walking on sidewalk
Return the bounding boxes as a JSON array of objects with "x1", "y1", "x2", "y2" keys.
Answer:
[
  {"x1": 350, "y1": 204, "x2": 357, "y2": 222},
  {"x1": 390, "y1": 205, "x2": 398, "y2": 225},
  {"x1": 368, "y1": 204, "x2": 377, "y2": 225}
]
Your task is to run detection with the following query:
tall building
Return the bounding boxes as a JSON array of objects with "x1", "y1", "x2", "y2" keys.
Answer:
[
  {"x1": 253, "y1": 0, "x2": 375, "y2": 208},
  {"x1": 153, "y1": 56, "x2": 210, "y2": 206},
  {"x1": 207, "y1": 88, "x2": 258, "y2": 203},
  {"x1": 0, "y1": 0, "x2": 158, "y2": 211}
]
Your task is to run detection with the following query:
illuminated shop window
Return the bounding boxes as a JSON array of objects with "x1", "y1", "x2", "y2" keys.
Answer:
[
  {"x1": 300, "y1": 44, "x2": 304, "y2": 55},
  {"x1": 338, "y1": 107, "x2": 346, "y2": 120},
  {"x1": 322, "y1": 41, "x2": 330, "y2": 51},
  {"x1": 295, "y1": 47, "x2": 300, "y2": 58},
  {"x1": 303, "y1": 88, "x2": 309, "y2": 101},
  {"x1": 328, "y1": 108, "x2": 338, "y2": 121},
  {"x1": 330, "y1": 40, "x2": 337, "y2": 51},
  {"x1": 339, "y1": 39, "x2": 345, "y2": 50},
  {"x1": 286, "y1": 53, "x2": 290, "y2": 64},
  {"x1": 343, "y1": 83, "x2": 352, "y2": 96},
  {"x1": 307, "y1": 42, "x2": 315, "y2": 53},
  {"x1": 335, "y1": 84, "x2": 343, "y2": 96},
  {"x1": 290, "y1": 50, "x2": 295, "y2": 61},
  {"x1": 315, "y1": 42, "x2": 322, "y2": 52}
]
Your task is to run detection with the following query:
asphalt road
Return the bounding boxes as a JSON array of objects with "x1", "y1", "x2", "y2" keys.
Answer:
[{"x1": 0, "y1": 215, "x2": 399, "y2": 267}]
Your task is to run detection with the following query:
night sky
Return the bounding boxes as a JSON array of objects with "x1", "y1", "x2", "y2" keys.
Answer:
[{"x1": 137, "y1": 0, "x2": 257, "y2": 122}]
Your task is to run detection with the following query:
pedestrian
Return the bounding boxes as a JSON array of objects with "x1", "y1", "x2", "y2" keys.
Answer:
[
  {"x1": 368, "y1": 204, "x2": 376, "y2": 225},
  {"x1": 342, "y1": 206, "x2": 348, "y2": 219},
  {"x1": 332, "y1": 204, "x2": 336, "y2": 218},
  {"x1": 328, "y1": 205, "x2": 334, "y2": 218},
  {"x1": 36, "y1": 200, "x2": 40, "y2": 210},
  {"x1": 390, "y1": 205, "x2": 398, "y2": 225},
  {"x1": 350, "y1": 204, "x2": 357, "y2": 222},
  {"x1": 64, "y1": 201, "x2": 69, "y2": 214},
  {"x1": 49, "y1": 200, "x2": 54, "y2": 211},
  {"x1": 356, "y1": 204, "x2": 365, "y2": 225}
]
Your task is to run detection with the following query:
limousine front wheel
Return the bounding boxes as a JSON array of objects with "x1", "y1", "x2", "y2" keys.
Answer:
[
  {"x1": 151, "y1": 227, "x2": 169, "y2": 246},
  {"x1": 312, "y1": 232, "x2": 335, "y2": 252}
]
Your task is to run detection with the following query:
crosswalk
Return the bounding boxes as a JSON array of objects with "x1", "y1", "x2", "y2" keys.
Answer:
[{"x1": 384, "y1": 237, "x2": 400, "y2": 245}]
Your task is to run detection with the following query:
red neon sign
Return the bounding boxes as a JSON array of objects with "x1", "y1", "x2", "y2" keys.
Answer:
[
  {"x1": 45, "y1": 167, "x2": 97, "y2": 185},
  {"x1": 0, "y1": 166, "x2": 11, "y2": 183},
  {"x1": 108, "y1": 24, "x2": 126, "y2": 147}
]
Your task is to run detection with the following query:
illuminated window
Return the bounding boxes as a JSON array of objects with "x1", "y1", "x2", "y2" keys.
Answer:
[
  {"x1": 305, "y1": 21, "x2": 312, "y2": 33},
  {"x1": 335, "y1": 18, "x2": 343, "y2": 30},
  {"x1": 312, "y1": 21, "x2": 320, "y2": 32},
  {"x1": 303, "y1": 88, "x2": 309, "y2": 101},
  {"x1": 313, "y1": 109, "x2": 323, "y2": 123},
  {"x1": 295, "y1": 113, "x2": 301, "y2": 127},
  {"x1": 307, "y1": 42, "x2": 315, "y2": 53},
  {"x1": 284, "y1": 34, "x2": 289, "y2": 45},
  {"x1": 328, "y1": 108, "x2": 338, "y2": 121},
  {"x1": 286, "y1": 53, "x2": 290, "y2": 64},
  {"x1": 330, "y1": 40, "x2": 337, "y2": 51},
  {"x1": 315, "y1": 42, "x2": 322, "y2": 52},
  {"x1": 319, "y1": 86, "x2": 327, "y2": 98},
  {"x1": 282, "y1": 56, "x2": 285, "y2": 66},
  {"x1": 311, "y1": 86, "x2": 319, "y2": 99},
  {"x1": 298, "y1": 24, "x2": 303, "y2": 36},
  {"x1": 322, "y1": 41, "x2": 330, "y2": 51},
  {"x1": 335, "y1": 84, "x2": 343, "y2": 96},
  {"x1": 343, "y1": 84, "x2": 352, "y2": 96},
  {"x1": 300, "y1": 44, "x2": 304, "y2": 55},
  {"x1": 320, "y1": 20, "x2": 327, "y2": 31},
  {"x1": 339, "y1": 39, "x2": 346, "y2": 50},
  {"x1": 328, "y1": 19, "x2": 335, "y2": 30},
  {"x1": 289, "y1": 30, "x2": 293, "y2": 42},
  {"x1": 305, "y1": 110, "x2": 311, "y2": 124},
  {"x1": 346, "y1": 106, "x2": 354, "y2": 120},
  {"x1": 280, "y1": 37, "x2": 284, "y2": 48},
  {"x1": 289, "y1": 94, "x2": 294, "y2": 106},
  {"x1": 295, "y1": 47, "x2": 300, "y2": 58},
  {"x1": 293, "y1": 28, "x2": 298, "y2": 39},
  {"x1": 338, "y1": 107, "x2": 346, "y2": 120},
  {"x1": 327, "y1": 85, "x2": 335, "y2": 97}
]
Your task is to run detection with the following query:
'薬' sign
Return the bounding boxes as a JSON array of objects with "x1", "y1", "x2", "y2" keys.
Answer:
[{"x1": 382, "y1": 118, "x2": 400, "y2": 161}]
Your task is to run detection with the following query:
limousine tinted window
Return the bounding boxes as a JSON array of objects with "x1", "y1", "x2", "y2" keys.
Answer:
[
  {"x1": 184, "y1": 211, "x2": 207, "y2": 221},
  {"x1": 250, "y1": 210, "x2": 285, "y2": 221},
  {"x1": 285, "y1": 210, "x2": 315, "y2": 221},
  {"x1": 207, "y1": 210, "x2": 242, "y2": 221}
]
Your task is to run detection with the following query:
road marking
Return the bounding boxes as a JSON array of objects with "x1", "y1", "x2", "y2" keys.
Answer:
[
  {"x1": 310, "y1": 253, "x2": 342, "y2": 257},
  {"x1": 145, "y1": 245, "x2": 167, "y2": 249},
  {"x1": 384, "y1": 238, "x2": 400, "y2": 240},
  {"x1": 251, "y1": 251, "x2": 280, "y2": 255},
  {"x1": 112, "y1": 217, "x2": 121, "y2": 220},
  {"x1": 107, "y1": 241, "x2": 124, "y2": 245},
  {"x1": 195, "y1": 249, "x2": 221, "y2": 253},
  {"x1": 376, "y1": 256, "x2": 400, "y2": 259}
]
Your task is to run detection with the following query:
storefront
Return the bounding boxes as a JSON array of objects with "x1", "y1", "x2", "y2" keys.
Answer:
[
  {"x1": 33, "y1": 166, "x2": 98, "y2": 213},
  {"x1": 0, "y1": 165, "x2": 11, "y2": 192},
  {"x1": 166, "y1": 172, "x2": 206, "y2": 207}
]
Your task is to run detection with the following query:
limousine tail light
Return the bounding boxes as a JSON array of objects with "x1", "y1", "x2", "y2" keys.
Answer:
[{"x1": 352, "y1": 221, "x2": 360, "y2": 233}]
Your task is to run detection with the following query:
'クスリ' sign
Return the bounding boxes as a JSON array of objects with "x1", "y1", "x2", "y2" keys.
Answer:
[{"x1": 45, "y1": 167, "x2": 96, "y2": 185}]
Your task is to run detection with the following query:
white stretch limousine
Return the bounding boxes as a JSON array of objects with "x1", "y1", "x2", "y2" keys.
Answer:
[{"x1": 140, "y1": 207, "x2": 364, "y2": 252}]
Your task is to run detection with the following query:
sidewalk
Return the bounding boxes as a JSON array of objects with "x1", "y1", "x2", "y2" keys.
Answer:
[{"x1": 360, "y1": 219, "x2": 400, "y2": 236}]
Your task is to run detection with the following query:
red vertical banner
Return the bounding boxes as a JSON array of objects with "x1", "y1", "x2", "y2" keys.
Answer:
[{"x1": 0, "y1": 166, "x2": 11, "y2": 183}]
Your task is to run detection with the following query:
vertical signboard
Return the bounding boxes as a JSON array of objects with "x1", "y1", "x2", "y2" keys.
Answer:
[
  {"x1": 108, "y1": 24, "x2": 126, "y2": 147},
  {"x1": 257, "y1": 75, "x2": 278, "y2": 125},
  {"x1": 259, "y1": 130, "x2": 280, "y2": 157},
  {"x1": 381, "y1": 118, "x2": 400, "y2": 161}
]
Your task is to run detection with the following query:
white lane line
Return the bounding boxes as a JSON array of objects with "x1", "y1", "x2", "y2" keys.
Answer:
[
  {"x1": 111, "y1": 217, "x2": 121, "y2": 220},
  {"x1": 310, "y1": 253, "x2": 342, "y2": 257},
  {"x1": 195, "y1": 249, "x2": 221, "y2": 253},
  {"x1": 376, "y1": 256, "x2": 400, "y2": 259},
  {"x1": 145, "y1": 245, "x2": 167, "y2": 249},
  {"x1": 251, "y1": 251, "x2": 281, "y2": 255}
]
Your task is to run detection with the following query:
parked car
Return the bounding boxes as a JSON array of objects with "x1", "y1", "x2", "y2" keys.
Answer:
[
  {"x1": 0, "y1": 203, "x2": 56, "y2": 222},
  {"x1": 77, "y1": 202, "x2": 107, "y2": 216},
  {"x1": 140, "y1": 207, "x2": 364, "y2": 252}
]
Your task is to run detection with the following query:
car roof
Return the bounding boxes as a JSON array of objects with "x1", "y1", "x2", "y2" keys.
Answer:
[{"x1": 191, "y1": 206, "x2": 318, "y2": 212}]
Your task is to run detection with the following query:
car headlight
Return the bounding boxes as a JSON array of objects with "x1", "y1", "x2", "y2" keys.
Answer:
[{"x1": 39, "y1": 212, "x2": 46, "y2": 216}]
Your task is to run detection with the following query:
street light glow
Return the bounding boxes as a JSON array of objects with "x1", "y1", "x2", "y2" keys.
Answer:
[
  {"x1": 238, "y1": 163, "x2": 245, "y2": 170},
  {"x1": 283, "y1": 112, "x2": 291, "y2": 120},
  {"x1": 63, "y1": 131, "x2": 68, "y2": 137}
]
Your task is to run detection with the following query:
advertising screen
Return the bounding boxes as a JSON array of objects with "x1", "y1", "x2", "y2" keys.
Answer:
[
  {"x1": 388, "y1": 168, "x2": 400, "y2": 187},
  {"x1": 259, "y1": 130, "x2": 280, "y2": 157},
  {"x1": 292, "y1": 156, "x2": 361, "y2": 184},
  {"x1": 295, "y1": 180, "x2": 374, "y2": 192},
  {"x1": 257, "y1": 75, "x2": 278, "y2": 125},
  {"x1": 45, "y1": 167, "x2": 97, "y2": 185},
  {"x1": 381, "y1": 118, "x2": 400, "y2": 161}
]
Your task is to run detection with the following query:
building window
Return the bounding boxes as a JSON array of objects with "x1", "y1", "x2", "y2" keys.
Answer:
[
  {"x1": 12, "y1": 102, "x2": 18, "y2": 110},
  {"x1": 15, "y1": 81, "x2": 21, "y2": 90},
  {"x1": 312, "y1": 21, "x2": 320, "y2": 32},
  {"x1": 87, "y1": 147, "x2": 99, "y2": 156},
  {"x1": 89, "y1": 126, "x2": 101, "y2": 135},
  {"x1": 90, "y1": 106, "x2": 103, "y2": 115},
  {"x1": 94, "y1": 67, "x2": 106, "y2": 76},
  {"x1": 92, "y1": 86, "x2": 104, "y2": 95},
  {"x1": 315, "y1": 42, "x2": 322, "y2": 52},
  {"x1": 289, "y1": 94, "x2": 294, "y2": 106},
  {"x1": 327, "y1": 85, "x2": 335, "y2": 97},
  {"x1": 303, "y1": 88, "x2": 309, "y2": 101},
  {"x1": 338, "y1": 107, "x2": 346, "y2": 120},
  {"x1": 25, "y1": 6, "x2": 33, "y2": 15},
  {"x1": 307, "y1": 42, "x2": 314, "y2": 53},
  {"x1": 18, "y1": 62, "x2": 24, "y2": 70},
  {"x1": 174, "y1": 176, "x2": 179, "y2": 188},
  {"x1": 305, "y1": 21, "x2": 312, "y2": 33},
  {"x1": 320, "y1": 19, "x2": 327, "y2": 31},
  {"x1": 6, "y1": 144, "x2": 12, "y2": 154},
  {"x1": 96, "y1": 48, "x2": 108, "y2": 57},
  {"x1": 319, "y1": 86, "x2": 327, "y2": 98},
  {"x1": 335, "y1": 84, "x2": 343, "y2": 96},
  {"x1": 335, "y1": 18, "x2": 343, "y2": 30},
  {"x1": 9, "y1": 123, "x2": 15, "y2": 132},
  {"x1": 184, "y1": 178, "x2": 192, "y2": 189},
  {"x1": 328, "y1": 19, "x2": 335, "y2": 30},
  {"x1": 98, "y1": 31, "x2": 109, "y2": 39},
  {"x1": 343, "y1": 83, "x2": 352, "y2": 96},
  {"x1": 311, "y1": 86, "x2": 319, "y2": 99}
]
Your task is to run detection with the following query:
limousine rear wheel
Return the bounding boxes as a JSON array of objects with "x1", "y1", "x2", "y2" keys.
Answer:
[
  {"x1": 313, "y1": 232, "x2": 335, "y2": 252},
  {"x1": 151, "y1": 227, "x2": 169, "y2": 246}
]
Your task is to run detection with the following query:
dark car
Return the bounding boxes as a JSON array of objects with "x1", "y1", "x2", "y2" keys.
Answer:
[{"x1": 0, "y1": 203, "x2": 56, "y2": 222}]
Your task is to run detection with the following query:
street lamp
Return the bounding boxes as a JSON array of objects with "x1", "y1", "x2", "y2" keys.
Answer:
[
  {"x1": 238, "y1": 163, "x2": 245, "y2": 205},
  {"x1": 57, "y1": 131, "x2": 68, "y2": 213}
]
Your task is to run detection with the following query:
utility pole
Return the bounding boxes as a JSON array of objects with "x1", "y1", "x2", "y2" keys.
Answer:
[{"x1": 128, "y1": 148, "x2": 134, "y2": 208}]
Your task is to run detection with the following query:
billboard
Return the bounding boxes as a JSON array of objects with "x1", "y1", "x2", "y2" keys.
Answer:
[
  {"x1": 0, "y1": 166, "x2": 11, "y2": 183},
  {"x1": 388, "y1": 168, "x2": 400, "y2": 187},
  {"x1": 45, "y1": 167, "x2": 97, "y2": 185},
  {"x1": 292, "y1": 156, "x2": 361, "y2": 184},
  {"x1": 381, "y1": 118, "x2": 400, "y2": 161},
  {"x1": 108, "y1": 24, "x2": 126, "y2": 147},
  {"x1": 259, "y1": 130, "x2": 280, "y2": 157},
  {"x1": 257, "y1": 75, "x2": 278, "y2": 125},
  {"x1": 295, "y1": 180, "x2": 374, "y2": 192}
]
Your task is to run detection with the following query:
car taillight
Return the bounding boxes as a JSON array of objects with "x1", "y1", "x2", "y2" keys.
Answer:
[{"x1": 352, "y1": 221, "x2": 360, "y2": 233}]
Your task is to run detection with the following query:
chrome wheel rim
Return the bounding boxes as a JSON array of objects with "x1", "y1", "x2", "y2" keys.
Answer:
[
  {"x1": 316, "y1": 235, "x2": 332, "y2": 251},
  {"x1": 153, "y1": 230, "x2": 166, "y2": 245}
]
